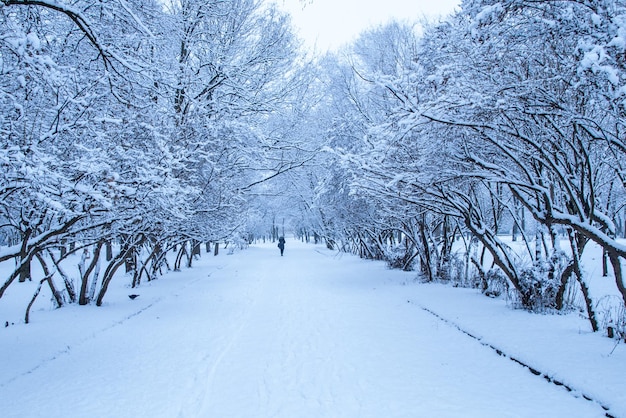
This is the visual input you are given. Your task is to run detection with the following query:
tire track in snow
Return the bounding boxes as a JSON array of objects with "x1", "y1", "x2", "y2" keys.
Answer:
[{"x1": 412, "y1": 301, "x2": 616, "y2": 418}]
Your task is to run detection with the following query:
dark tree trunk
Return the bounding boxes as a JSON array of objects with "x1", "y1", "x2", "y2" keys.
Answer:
[
  {"x1": 187, "y1": 240, "x2": 201, "y2": 268},
  {"x1": 46, "y1": 249, "x2": 76, "y2": 303},
  {"x1": 96, "y1": 255, "x2": 128, "y2": 307},
  {"x1": 125, "y1": 251, "x2": 135, "y2": 274},
  {"x1": 19, "y1": 255, "x2": 31, "y2": 283},
  {"x1": 567, "y1": 229, "x2": 598, "y2": 331},
  {"x1": 174, "y1": 243, "x2": 186, "y2": 270},
  {"x1": 34, "y1": 253, "x2": 63, "y2": 308},
  {"x1": 79, "y1": 241, "x2": 103, "y2": 306},
  {"x1": 607, "y1": 249, "x2": 626, "y2": 309},
  {"x1": 419, "y1": 219, "x2": 433, "y2": 281},
  {"x1": 19, "y1": 228, "x2": 32, "y2": 283},
  {"x1": 25, "y1": 277, "x2": 48, "y2": 324},
  {"x1": 192, "y1": 240, "x2": 201, "y2": 257},
  {"x1": 96, "y1": 236, "x2": 144, "y2": 307},
  {"x1": 106, "y1": 241, "x2": 113, "y2": 261},
  {"x1": 555, "y1": 262, "x2": 574, "y2": 311}
]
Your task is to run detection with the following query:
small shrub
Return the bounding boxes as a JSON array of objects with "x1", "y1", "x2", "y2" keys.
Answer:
[
  {"x1": 483, "y1": 268, "x2": 509, "y2": 298},
  {"x1": 438, "y1": 253, "x2": 466, "y2": 285},
  {"x1": 385, "y1": 245, "x2": 415, "y2": 271},
  {"x1": 514, "y1": 263, "x2": 561, "y2": 312},
  {"x1": 596, "y1": 296, "x2": 626, "y2": 340}
]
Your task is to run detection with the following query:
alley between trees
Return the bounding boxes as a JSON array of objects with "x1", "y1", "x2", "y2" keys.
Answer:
[{"x1": 1, "y1": 241, "x2": 617, "y2": 417}]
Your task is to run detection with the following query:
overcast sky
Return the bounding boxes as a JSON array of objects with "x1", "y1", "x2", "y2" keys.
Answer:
[{"x1": 276, "y1": 0, "x2": 461, "y2": 51}]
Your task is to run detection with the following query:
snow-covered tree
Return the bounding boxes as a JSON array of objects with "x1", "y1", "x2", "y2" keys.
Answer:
[
  {"x1": 317, "y1": 1, "x2": 626, "y2": 324},
  {"x1": 0, "y1": 0, "x2": 307, "y2": 309}
]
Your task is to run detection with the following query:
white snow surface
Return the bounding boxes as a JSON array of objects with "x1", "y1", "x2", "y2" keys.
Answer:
[{"x1": 1, "y1": 240, "x2": 624, "y2": 418}]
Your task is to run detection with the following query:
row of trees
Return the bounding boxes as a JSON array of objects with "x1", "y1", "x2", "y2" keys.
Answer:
[
  {"x1": 3, "y1": 0, "x2": 625, "y2": 338},
  {"x1": 294, "y1": 0, "x2": 626, "y2": 333},
  {"x1": 0, "y1": 0, "x2": 313, "y2": 311}
]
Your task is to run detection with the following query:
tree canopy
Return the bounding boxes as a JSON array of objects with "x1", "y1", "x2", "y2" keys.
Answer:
[{"x1": 1, "y1": 0, "x2": 625, "y2": 335}]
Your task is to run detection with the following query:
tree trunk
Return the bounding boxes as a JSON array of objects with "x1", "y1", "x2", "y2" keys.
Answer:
[
  {"x1": 174, "y1": 243, "x2": 186, "y2": 270},
  {"x1": 567, "y1": 230, "x2": 598, "y2": 331},
  {"x1": 34, "y1": 253, "x2": 63, "y2": 308},
  {"x1": 18, "y1": 228, "x2": 32, "y2": 283},
  {"x1": 46, "y1": 249, "x2": 76, "y2": 303},
  {"x1": 19, "y1": 256, "x2": 31, "y2": 283},
  {"x1": 25, "y1": 277, "x2": 50, "y2": 324},
  {"x1": 512, "y1": 205, "x2": 519, "y2": 242},
  {"x1": 419, "y1": 218, "x2": 433, "y2": 281},
  {"x1": 187, "y1": 240, "x2": 201, "y2": 268},
  {"x1": 136, "y1": 240, "x2": 162, "y2": 285},
  {"x1": 607, "y1": 249, "x2": 626, "y2": 309},
  {"x1": 534, "y1": 231, "x2": 542, "y2": 264},
  {"x1": 96, "y1": 255, "x2": 128, "y2": 307},
  {"x1": 555, "y1": 262, "x2": 574, "y2": 311},
  {"x1": 79, "y1": 241, "x2": 103, "y2": 306},
  {"x1": 106, "y1": 241, "x2": 113, "y2": 261},
  {"x1": 96, "y1": 236, "x2": 144, "y2": 306},
  {"x1": 192, "y1": 240, "x2": 201, "y2": 256},
  {"x1": 125, "y1": 249, "x2": 135, "y2": 274}
]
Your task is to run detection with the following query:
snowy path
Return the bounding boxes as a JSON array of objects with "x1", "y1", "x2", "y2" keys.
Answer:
[{"x1": 0, "y1": 241, "x2": 615, "y2": 417}]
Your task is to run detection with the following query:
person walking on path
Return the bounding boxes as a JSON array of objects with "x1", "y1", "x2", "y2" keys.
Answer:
[{"x1": 278, "y1": 236, "x2": 286, "y2": 256}]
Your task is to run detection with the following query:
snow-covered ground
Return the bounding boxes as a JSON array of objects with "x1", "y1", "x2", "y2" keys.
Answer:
[{"x1": 1, "y1": 239, "x2": 624, "y2": 417}]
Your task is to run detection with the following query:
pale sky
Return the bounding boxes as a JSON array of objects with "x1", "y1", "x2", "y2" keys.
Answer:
[{"x1": 275, "y1": 0, "x2": 461, "y2": 51}]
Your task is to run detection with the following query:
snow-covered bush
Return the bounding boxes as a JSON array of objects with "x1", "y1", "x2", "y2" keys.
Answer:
[
  {"x1": 482, "y1": 268, "x2": 510, "y2": 299},
  {"x1": 385, "y1": 244, "x2": 416, "y2": 271},
  {"x1": 437, "y1": 253, "x2": 466, "y2": 285},
  {"x1": 514, "y1": 266, "x2": 561, "y2": 312}
]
